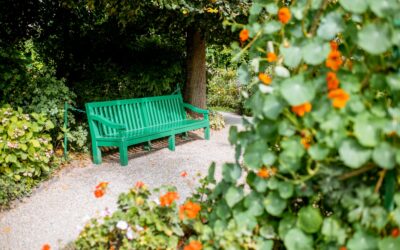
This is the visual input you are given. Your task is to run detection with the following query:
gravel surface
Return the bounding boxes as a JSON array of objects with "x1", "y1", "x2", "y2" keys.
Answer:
[{"x1": 0, "y1": 112, "x2": 242, "y2": 250}]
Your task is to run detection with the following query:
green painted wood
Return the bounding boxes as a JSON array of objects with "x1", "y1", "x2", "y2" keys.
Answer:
[{"x1": 86, "y1": 93, "x2": 210, "y2": 166}]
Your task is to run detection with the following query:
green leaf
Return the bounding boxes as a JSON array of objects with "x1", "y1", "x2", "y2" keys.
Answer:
[
  {"x1": 244, "y1": 141, "x2": 267, "y2": 169},
  {"x1": 278, "y1": 182, "x2": 294, "y2": 199},
  {"x1": 262, "y1": 151, "x2": 276, "y2": 166},
  {"x1": 263, "y1": 21, "x2": 282, "y2": 34},
  {"x1": 280, "y1": 45, "x2": 302, "y2": 68},
  {"x1": 262, "y1": 95, "x2": 284, "y2": 120},
  {"x1": 274, "y1": 66, "x2": 290, "y2": 78},
  {"x1": 386, "y1": 74, "x2": 400, "y2": 91},
  {"x1": 347, "y1": 230, "x2": 378, "y2": 250},
  {"x1": 302, "y1": 39, "x2": 331, "y2": 65},
  {"x1": 279, "y1": 214, "x2": 297, "y2": 238},
  {"x1": 372, "y1": 142, "x2": 396, "y2": 169},
  {"x1": 256, "y1": 239, "x2": 273, "y2": 250},
  {"x1": 207, "y1": 162, "x2": 216, "y2": 182},
  {"x1": 45, "y1": 120, "x2": 54, "y2": 130},
  {"x1": 238, "y1": 64, "x2": 250, "y2": 85},
  {"x1": 308, "y1": 143, "x2": 330, "y2": 161},
  {"x1": 280, "y1": 75, "x2": 315, "y2": 105},
  {"x1": 322, "y1": 218, "x2": 347, "y2": 245},
  {"x1": 339, "y1": 0, "x2": 368, "y2": 14},
  {"x1": 367, "y1": 0, "x2": 400, "y2": 17},
  {"x1": 378, "y1": 237, "x2": 400, "y2": 250},
  {"x1": 354, "y1": 115, "x2": 380, "y2": 147},
  {"x1": 357, "y1": 23, "x2": 391, "y2": 55},
  {"x1": 222, "y1": 163, "x2": 242, "y2": 183},
  {"x1": 225, "y1": 186, "x2": 243, "y2": 207},
  {"x1": 244, "y1": 192, "x2": 264, "y2": 217},
  {"x1": 30, "y1": 139, "x2": 41, "y2": 148},
  {"x1": 317, "y1": 12, "x2": 344, "y2": 40},
  {"x1": 339, "y1": 139, "x2": 372, "y2": 168},
  {"x1": 297, "y1": 206, "x2": 323, "y2": 234},
  {"x1": 264, "y1": 191, "x2": 287, "y2": 217},
  {"x1": 284, "y1": 228, "x2": 314, "y2": 250}
]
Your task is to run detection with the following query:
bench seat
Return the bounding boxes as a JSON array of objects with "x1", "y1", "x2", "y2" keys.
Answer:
[{"x1": 86, "y1": 92, "x2": 210, "y2": 166}]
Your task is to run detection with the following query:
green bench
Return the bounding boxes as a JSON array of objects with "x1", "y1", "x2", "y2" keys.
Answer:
[{"x1": 85, "y1": 91, "x2": 210, "y2": 166}]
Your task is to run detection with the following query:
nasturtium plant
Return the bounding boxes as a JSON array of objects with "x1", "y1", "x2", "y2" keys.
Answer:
[{"x1": 76, "y1": 0, "x2": 400, "y2": 249}]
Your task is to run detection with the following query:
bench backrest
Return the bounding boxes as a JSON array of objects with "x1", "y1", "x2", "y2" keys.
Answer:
[{"x1": 86, "y1": 94, "x2": 186, "y2": 137}]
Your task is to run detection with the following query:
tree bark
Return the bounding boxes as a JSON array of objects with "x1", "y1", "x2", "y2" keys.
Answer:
[{"x1": 184, "y1": 26, "x2": 207, "y2": 111}]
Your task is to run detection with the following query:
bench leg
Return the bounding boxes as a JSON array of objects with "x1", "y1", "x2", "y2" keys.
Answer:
[
  {"x1": 143, "y1": 141, "x2": 152, "y2": 151},
  {"x1": 92, "y1": 143, "x2": 102, "y2": 165},
  {"x1": 205, "y1": 126, "x2": 210, "y2": 140},
  {"x1": 119, "y1": 143, "x2": 128, "y2": 166},
  {"x1": 168, "y1": 135, "x2": 175, "y2": 151}
]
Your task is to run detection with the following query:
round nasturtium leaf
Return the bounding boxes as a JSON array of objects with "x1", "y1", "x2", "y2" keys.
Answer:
[
  {"x1": 284, "y1": 228, "x2": 314, "y2": 250},
  {"x1": 372, "y1": 142, "x2": 396, "y2": 169},
  {"x1": 354, "y1": 116, "x2": 380, "y2": 147},
  {"x1": 280, "y1": 75, "x2": 315, "y2": 105},
  {"x1": 317, "y1": 12, "x2": 345, "y2": 40},
  {"x1": 302, "y1": 39, "x2": 331, "y2": 65},
  {"x1": 280, "y1": 45, "x2": 302, "y2": 68},
  {"x1": 339, "y1": 0, "x2": 368, "y2": 14},
  {"x1": 297, "y1": 206, "x2": 323, "y2": 234},
  {"x1": 279, "y1": 214, "x2": 297, "y2": 239},
  {"x1": 347, "y1": 230, "x2": 378, "y2": 250},
  {"x1": 367, "y1": 0, "x2": 400, "y2": 17},
  {"x1": 357, "y1": 23, "x2": 392, "y2": 55},
  {"x1": 378, "y1": 237, "x2": 400, "y2": 250},
  {"x1": 339, "y1": 139, "x2": 372, "y2": 168},
  {"x1": 278, "y1": 182, "x2": 294, "y2": 199},
  {"x1": 263, "y1": 191, "x2": 287, "y2": 217}
]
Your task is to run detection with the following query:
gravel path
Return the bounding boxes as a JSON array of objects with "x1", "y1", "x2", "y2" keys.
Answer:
[{"x1": 0, "y1": 112, "x2": 242, "y2": 250}]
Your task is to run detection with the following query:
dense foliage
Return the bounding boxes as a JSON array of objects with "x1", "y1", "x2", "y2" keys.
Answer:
[
  {"x1": 75, "y1": 0, "x2": 400, "y2": 249},
  {"x1": 0, "y1": 106, "x2": 56, "y2": 208}
]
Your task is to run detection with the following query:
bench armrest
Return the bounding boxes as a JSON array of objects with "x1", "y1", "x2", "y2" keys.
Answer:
[
  {"x1": 90, "y1": 115, "x2": 127, "y2": 130},
  {"x1": 183, "y1": 103, "x2": 209, "y2": 114}
]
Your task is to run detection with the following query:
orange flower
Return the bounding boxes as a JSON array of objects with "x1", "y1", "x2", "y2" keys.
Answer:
[
  {"x1": 135, "y1": 181, "x2": 145, "y2": 188},
  {"x1": 258, "y1": 73, "x2": 272, "y2": 85},
  {"x1": 330, "y1": 41, "x2": 338, "y2": 51},
  {"x1": 42, "y1": 244, "x2": 51, "y2": 250},
  {"x1": 257, "y1": 167, "x2": 270, "y2": 179},
  {"x1": 328, "y1": 88, "x2": 350, "y2": 108},
  {"x1": 160, "y1": 191, "x2": 179, "y2": 207},
  {"x1": 339, "y1": 247, "x2": 347, "y2": 250},
  {"x1": 179, "y1": 201, "x2": 201, "y2": 220},
  {"x1": 96, "y1": 182, "x2": 109, "y2": 190},
  {"x1": 291, "y1": 102, "x2": 312, "y2": 117},
  {"x1": 278, "y1": 7, "x2": 291, "y2": 24},
  {"x1": 267, "y1": 52, "x2": 277, "y2": 62},
  {"x1": 326, "y1": 72, "x2": 339, "y2": 90},
  {"x1": 94, "y1": 189, "x2": 105, "y2": 198},
  {"x1": 239, "y1": 29, "x2": 249, "y2": 42},
  {"x1": 180, "y1": 171, "x2": 188, "y2": 177},
  {"x1": 301, "y1": 137, "x2": 311, "y2": 149},
  {"x1": 392, "y1": 228, "x2": 399, "y2": 238},
  {"x1": 326, "y1": 50, "x2": 343, "y2": 71},
  {"x1": 184, "y1": 240, "x2": 203, "y2": 250}
]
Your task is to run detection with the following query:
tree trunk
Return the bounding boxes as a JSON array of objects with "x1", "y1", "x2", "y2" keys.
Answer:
[{"x1": 184, "y1": 26, "x2": 206, "y2": 112}]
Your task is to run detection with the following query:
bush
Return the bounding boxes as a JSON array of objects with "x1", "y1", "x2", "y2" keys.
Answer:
[
  {"x1": 0, "y1": 41, "x2": 87, "y2": 151},
  {"x1": 0, "y1": 106, "x2": 57, "y2": 208},
  {"x1": 209, "y1": 112, "x2": 226, "y2": 131}
]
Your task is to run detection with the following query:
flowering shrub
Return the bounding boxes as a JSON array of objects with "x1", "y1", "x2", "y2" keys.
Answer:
[
  {"x1": 75, "y1": 0, "x2": 400, "y2": 249},
  {"x1": 75, "y1": 184, "x2": 200, "y2": 250},
  {"x1": 0, "y1": 106, "x2": 56, "y2": 208}
]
